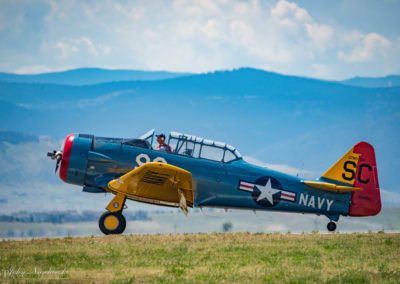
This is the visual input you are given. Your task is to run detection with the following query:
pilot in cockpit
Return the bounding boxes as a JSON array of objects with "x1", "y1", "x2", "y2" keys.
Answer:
[{"x1": 156, "y1": 134, "x2": 172, "y2": 152}]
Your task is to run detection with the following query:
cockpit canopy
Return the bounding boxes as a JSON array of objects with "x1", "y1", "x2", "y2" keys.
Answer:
[
  {"x1": 168, "y1": 132, "x2": 242, "y2": 163},
  {"x1": 140, "y1": 129, "x2": 242, "y2": 163}
]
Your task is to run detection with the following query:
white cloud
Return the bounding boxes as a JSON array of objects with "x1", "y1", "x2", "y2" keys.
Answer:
[
  {"x1": 271, "y1": 0, "x2": 311, "y2": 22},
  {"x1": 56, "y1": 40, "x2": 79, "y2": 58},
  {"x1": 51, "y1": 37, "x2": 110, "y2": 59},
  {"x1": 310, "y1": 63, "x2": 334, "y2": 79},
  {"x1": 339, "y1": 32, "x2": 391, "y2": 62},
  {"x1": 305, "y1": 23, "x2": 334, "y2": 52},
  {"x1": 14, "y1": 65, "x2": 52, "y2": 74},
  {"x1": 0, "y1": 0, "x2": 399, "y2": 79},
  {"x1": 77, "y1": 36, "x2": 111, "y2": 57}
]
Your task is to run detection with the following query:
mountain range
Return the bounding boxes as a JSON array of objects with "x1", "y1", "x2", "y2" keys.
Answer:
[
  {"x1": 0, "y1": 68, "x2": 189, "y2": 85},
  {"x1": 1, "y1": 67, "x2": 399, "y2": 87},
  {"x1": 340, "y1": 75, "x2": 400, "y2": 88}
]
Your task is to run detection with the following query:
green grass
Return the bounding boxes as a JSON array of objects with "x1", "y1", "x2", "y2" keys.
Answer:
[{"x1": 0, "y1": 233, "x2": 399, "y2": 283}]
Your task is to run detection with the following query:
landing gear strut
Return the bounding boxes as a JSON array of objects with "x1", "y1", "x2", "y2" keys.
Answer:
[
  {"x1": 99, "y1": 193, "x2": 127, "y2": 235},
  {"x1": 327, "y1": 221, "x2": 337, "y2": 232}
]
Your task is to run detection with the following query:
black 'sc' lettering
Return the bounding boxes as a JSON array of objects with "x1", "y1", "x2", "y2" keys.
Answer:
[
  {"x1": 358, "y1": 163, "x2": 372, "y2": 184},
  {"x1": 342, "y1": 161, "x2": 356, "y2": 181}
]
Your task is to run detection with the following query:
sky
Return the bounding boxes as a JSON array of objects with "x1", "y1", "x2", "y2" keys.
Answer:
[{"x1": 0, "y1": 0, "x2": 399, "y2": 80}]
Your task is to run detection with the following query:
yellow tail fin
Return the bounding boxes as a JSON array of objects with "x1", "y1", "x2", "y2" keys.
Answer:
[
  {"x1": 320, "y1": 142, "x2": 381, "y2": 216},
  {"x1": 321, "y1": 148, "x2": 359, "y2": 185}
]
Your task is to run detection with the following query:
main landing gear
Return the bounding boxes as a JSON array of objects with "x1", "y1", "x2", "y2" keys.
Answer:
[
  {"x1": 327, "y1": 221, "x2": 337, "y2": 232},
  {"x1": 99, "y1": 211, "x2": 126, "y2": 235},
  {"x1": 99, "y1": 193, "x2": 127, "y2": 235}
]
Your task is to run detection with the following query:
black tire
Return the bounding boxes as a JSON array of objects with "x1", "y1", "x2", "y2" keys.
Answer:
[
  {"x1": 99, "y1": 211, "x2": 126, "y2": 235},
  {"x1": 115, "y1": 213, "x2": 126, "y2": 234},
  {"x1": 327, "y1": 221, "x2": 337, "y2": 232}
]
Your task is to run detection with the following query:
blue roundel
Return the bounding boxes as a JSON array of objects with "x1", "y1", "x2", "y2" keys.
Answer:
[{"x1": 251, "y1": 176, "x2": 283, "y2": 207}]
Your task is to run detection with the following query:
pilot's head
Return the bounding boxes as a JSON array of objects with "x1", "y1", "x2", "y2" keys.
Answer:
[{"x1": 157, "y1": 134, "x2": 166, "y2": 145}]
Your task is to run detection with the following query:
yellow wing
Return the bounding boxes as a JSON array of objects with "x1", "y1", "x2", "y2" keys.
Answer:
[{"x1": 108, "y1": 162, "x2": 193, "y2": 215}]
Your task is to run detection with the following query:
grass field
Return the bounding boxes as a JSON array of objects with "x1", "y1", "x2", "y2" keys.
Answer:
[{"x1": 1, "y1": 233, "x2": 399, "y2": 283}]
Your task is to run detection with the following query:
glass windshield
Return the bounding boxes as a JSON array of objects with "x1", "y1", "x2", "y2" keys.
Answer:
[
  {"x1": 177, "y1": 140, "x2": 196, "y2": 157},
  {"x1": 139, "y1": 129, "x2": 155, "y2": 148},
  {"x1": 200, "y1": 145, "x2": 224, "y2": 161},
  {"x1": 223, "y1": 150, "x2": 236, "y2": 163}
]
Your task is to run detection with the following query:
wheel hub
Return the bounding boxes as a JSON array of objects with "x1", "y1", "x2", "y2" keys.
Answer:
[{"x1": 104, "y1": 215, "x2": 119, "y2": 230}]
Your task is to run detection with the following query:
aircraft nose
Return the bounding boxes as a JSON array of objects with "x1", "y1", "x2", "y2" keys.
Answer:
[{"x1": 59, "y1": 134, "x2": 75, "y2": 182}]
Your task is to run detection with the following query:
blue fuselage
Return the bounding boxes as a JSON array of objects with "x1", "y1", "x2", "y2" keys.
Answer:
[{"x1": 65, "y1": 134, "x2": 352, "y2": 219}]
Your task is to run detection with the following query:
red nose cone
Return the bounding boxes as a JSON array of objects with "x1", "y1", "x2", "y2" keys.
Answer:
[{"x1": 59, "y1": 134, "x2": 75, "y2": 182}]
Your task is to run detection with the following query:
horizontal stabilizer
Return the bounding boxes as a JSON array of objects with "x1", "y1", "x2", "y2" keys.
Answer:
[{"x1": 303, "y1": 181, "x2": 363, "y2": 193}]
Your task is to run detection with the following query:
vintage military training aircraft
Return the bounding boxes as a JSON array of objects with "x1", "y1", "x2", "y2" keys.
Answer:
[{"x1": 48, "y1": 129, "x2": 381, "y2": 234}]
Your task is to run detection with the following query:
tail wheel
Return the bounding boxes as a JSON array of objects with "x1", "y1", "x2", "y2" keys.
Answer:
[
  {"x1": 327, "y1": 221, "x2": 337, "y2": 232},
  {"x1": 99, "y1": 212, "x2": 126, "y2": 235}
]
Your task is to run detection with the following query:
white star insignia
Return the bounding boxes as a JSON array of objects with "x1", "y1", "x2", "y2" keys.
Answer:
[{"x1": 256, "y1": 179, "x2": 280, "y2": 204}]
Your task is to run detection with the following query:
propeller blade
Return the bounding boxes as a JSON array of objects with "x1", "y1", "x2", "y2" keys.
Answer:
[
  {"x1": 55, "y1": 157, "x2": 61, "y2": 173},
  {"x1": 48, "y1": 150, "x2": 63, "y2": 174}
]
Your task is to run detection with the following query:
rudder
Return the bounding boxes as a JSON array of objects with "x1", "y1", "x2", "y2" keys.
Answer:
[{"x1": 349, "y1": 142, "x2": 381, "y2": 216}]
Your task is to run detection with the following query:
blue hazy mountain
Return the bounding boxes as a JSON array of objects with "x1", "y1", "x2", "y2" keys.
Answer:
[
  {"x1": 0, "y1": 67, "x2": 399, "y2": 198},
  {"x1": 0, "y1": 68, "x2": 190, "y2": 85},
  {"x1": 3, "y1": 66, "x2": 399, "y2": 88},
  {"x1": 3, "y1": 67, "x2": 397, "y2": 107},
  {"x1": 340, "y1": 75, "x2": 400, "y2": 88}
]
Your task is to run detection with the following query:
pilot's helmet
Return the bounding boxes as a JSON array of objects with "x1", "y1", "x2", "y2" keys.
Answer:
[{"x1": 156, "y1": 134, "x2": 166, "y2": 141}]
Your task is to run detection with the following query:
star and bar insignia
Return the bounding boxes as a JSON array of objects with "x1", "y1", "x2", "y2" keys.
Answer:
[{"x1": 238, "y1": 177, "x2": 296, "y2": 207}]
